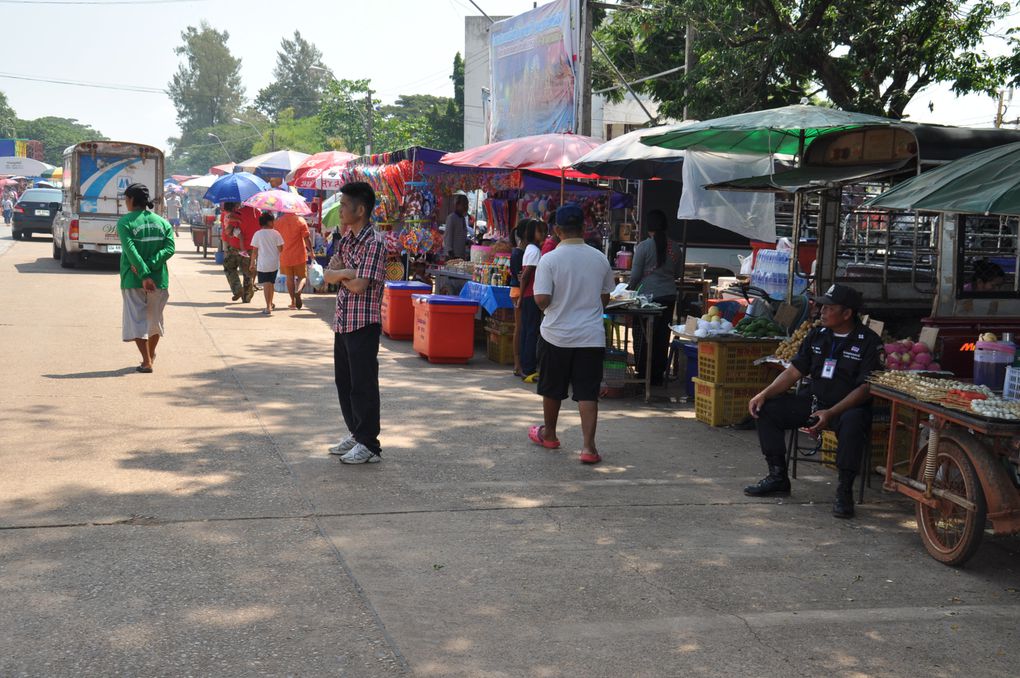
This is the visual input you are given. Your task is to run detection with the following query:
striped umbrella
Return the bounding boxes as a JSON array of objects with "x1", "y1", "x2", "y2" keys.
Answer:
[
  {"x1": 288, "y1": 151, "x2": 357, "y2": 190},
  {"x1": 234, "y1": 150, "x2": 310, "y2": 180}
]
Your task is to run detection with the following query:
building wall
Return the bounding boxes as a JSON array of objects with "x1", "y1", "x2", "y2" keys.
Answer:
[{"x1": 463, "y1": 16, "x2": 509, "y2": 150}]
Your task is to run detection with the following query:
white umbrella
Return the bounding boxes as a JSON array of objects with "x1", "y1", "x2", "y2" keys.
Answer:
[
  {"x1": 0, "y1": 157, "x2": 53, "y2": 176},
  {"x1": 573, "y1": 123, "x2": 695, "y2": 180},
  {"x1": 234, "y1": 150, "x2": 310, "y2": 180},
  {"x1": 182, "y1": 173, "x2": 219, "y2": 189}
]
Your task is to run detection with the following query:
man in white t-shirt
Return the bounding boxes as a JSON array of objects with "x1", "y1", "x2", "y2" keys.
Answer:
[{"x1": 529, "y1": 204, "x2": 615, "y2": 464}]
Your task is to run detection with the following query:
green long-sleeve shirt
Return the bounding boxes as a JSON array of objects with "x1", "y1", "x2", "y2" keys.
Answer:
[{"x1": 117, "y1": 210, "x2": 176, "y2": 289}]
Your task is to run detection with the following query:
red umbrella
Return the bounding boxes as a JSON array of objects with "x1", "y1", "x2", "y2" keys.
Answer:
[
  {"x1": 288, "y1": 151, "x2": 358, "y2": 190},
  {"x1": 171, "y1": 174, "x2": 197, "y2": 183},
  {"x1": 210, "y1": 163, "x2": 236, "y2": 176},
  {"x1": 440, "y1": 133, "x2": 604, "y2": 202}
]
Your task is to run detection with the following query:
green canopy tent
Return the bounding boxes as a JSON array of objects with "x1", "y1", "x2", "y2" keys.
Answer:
[
  {"x1": 861, "y1": 141, "x2": 1020, "y2": 216},
  {"x1": 641, "y1": 104, "x2": 899, "y2": 298}
]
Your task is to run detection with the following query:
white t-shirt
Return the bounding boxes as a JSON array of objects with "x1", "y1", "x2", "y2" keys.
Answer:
[
  {"x1": 522, "y1": 243, "x2": 541, "y2": 267},
  {"x1": 533, "y1": 239, "x2": 615, "y2": 348},
  {"x1": 250, "y1": 228, "x2": 286, "y2": 272}
]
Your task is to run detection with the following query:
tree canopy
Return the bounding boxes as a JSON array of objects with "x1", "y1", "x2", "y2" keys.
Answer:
[
  {"x1": 167, "y1": 23, "x2": 245, "y2": 136},
  {"x1": 595, "y1": 0, "x2": 1020, "y2": 120},
  {"x1": 16, "y1": 117, "x2": 107, "y2": 165},
  {"x1": 254, "y1": 31, "x2": 332, "y2": 121},
  {"x1": 0, "y1": 91, "x2": 15, "y2": 137}
]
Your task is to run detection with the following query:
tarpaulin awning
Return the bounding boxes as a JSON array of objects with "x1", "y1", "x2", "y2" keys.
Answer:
[
  {"x1": 704, "y1": 158, "x2": 913, "y2": 193},
  {"x1": 861, "y1": 141, "x2": 1020, "y2": 216}
]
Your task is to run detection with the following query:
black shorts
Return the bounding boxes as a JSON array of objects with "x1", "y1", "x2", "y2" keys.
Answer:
[
  {"x1": 537, "y1": 338, "x2": 604, "y2": 402},
  {"x1": 257, "y1": 270, "x2": 278, "y2": 284}
]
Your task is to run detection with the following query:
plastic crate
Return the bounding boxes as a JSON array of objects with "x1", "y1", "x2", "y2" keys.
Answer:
[
  {"x1": 490, "y1": 307, "x2": 515, "y2": 322},
  {"x1": 697, "y1": 339, "x2": 779, "y2": 385},
  {"x1": 821, "y1": 423, "x2": 907, "y2": 473},
  {"x1": 486, "y1": 331, "x2": 515, "y2": 365},
  {"x1": 1005, "y1": 366, "x2": 1020, "y2": 401},
  {"x1": 604, "y1": 360, "x2": 628, "y2": 388},
  {"x1": 485, "y1": 316, "x2": 516, "y2": 336},
  {"x1": 692, "y1": 378, "x2": 761, "y2": 426}
]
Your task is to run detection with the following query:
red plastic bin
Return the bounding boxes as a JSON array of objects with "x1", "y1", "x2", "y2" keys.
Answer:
[
  {"x1": 412, "y1": 294, "x2": 479, "y2": 364},
  {"x1": 382, "y1": 281, "x2": 432, "y2": 340}
]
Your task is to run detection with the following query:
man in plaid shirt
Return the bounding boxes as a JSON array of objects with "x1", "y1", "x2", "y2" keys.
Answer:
[{"x1": 324, "y1": 182, "x2": 387, "y2": 464}]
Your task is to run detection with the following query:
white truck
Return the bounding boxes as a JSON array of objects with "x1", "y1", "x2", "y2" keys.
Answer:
[{"x1": 52, "y1": 141, "x2": 164, "y2": 268}]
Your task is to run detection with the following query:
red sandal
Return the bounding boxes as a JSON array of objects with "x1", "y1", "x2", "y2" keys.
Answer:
[{"x1": 528, "y1": 425, "x2": 560, "y2": 449}]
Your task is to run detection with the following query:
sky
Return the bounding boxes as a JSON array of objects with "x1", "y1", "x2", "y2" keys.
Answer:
[{"x1": 0, "y1": 0, "x2": 1016, "y2": 154}]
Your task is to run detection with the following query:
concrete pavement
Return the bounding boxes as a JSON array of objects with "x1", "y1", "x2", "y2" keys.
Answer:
[{"x1": 1, "y1": 230, "x2": 1018, "y2": 677}]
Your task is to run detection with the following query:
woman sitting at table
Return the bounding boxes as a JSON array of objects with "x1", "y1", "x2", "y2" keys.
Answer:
[{"x1": 629, "y1": 210, "x2": 683, "y2": 387}]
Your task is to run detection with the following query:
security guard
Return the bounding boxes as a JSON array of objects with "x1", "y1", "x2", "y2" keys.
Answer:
[{"x1": 745, "y1": 284, "x2": 883, "y2": 518}]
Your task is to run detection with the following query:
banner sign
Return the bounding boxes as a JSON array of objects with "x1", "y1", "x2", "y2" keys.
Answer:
[{"x1": 489, "y1": 0, "x2": 578, "y2": 142}]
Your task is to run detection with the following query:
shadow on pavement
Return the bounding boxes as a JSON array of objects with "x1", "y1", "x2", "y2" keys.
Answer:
[
  {"x1": 14, "y1": 257, "x2": 116, "y2": 275},
  {"x1": 43, "y1": 367, "x2": 139, "y2": 379}
]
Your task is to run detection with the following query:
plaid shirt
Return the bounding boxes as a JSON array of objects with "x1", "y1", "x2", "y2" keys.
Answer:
[{"x1": 331, "y1": 225, "x2": 386, "y2": 334}]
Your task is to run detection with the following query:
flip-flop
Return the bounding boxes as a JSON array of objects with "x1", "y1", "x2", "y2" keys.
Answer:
[
  {"x1": 528, "y1": 425, "x2": 560, "y2": 449},
  {"x1": 523, "y1": 372, "x2": 539, "y2": 384},
  {"x1": 136, "y1": 365, "x2": 153, "y2": 373},
  {"x1": 296, "y1": 294, "x2": 303, "y2": 309}
]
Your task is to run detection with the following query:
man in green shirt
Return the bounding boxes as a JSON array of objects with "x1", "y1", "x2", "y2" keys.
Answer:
[{"x1": 117, "y1": 183, "x2": 175, "y2": 373}]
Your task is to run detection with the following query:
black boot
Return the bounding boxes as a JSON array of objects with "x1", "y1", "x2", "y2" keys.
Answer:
[
  {"x1": 832, "y1": 469, "x2": 856, "y2": 518},
  {"x1": 744, "y1": 462, "x2": 791, "y2": 496}
]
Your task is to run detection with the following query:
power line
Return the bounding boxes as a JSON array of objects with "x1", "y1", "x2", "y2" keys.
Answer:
[
  {"x1": 0, "y1": 72, "x2": 165, "y2": 93},
  {"x1": 0, "y1": 0, "x2": 207, "y2": 4}
]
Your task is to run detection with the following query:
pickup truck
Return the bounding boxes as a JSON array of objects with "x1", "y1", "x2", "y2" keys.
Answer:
[{"x1": 52, "y1": 141, "x2": 164, "y2": 268}]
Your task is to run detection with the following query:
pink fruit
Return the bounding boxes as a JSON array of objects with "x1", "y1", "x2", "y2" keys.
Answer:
[
  {"x1": 900, "y1": 352, "x2": 913, "y2": 363},
  {"x1": 908, "y1": 362, "x2": 925, "y2": 371},
  {"x1": 902, "y1": 339, "x2": 914, "y2": 350},
  {"x1": 884, "y1": 343, "x2": 900, "y2": 355},
  {"x1": 911, "y1": 342, "x2": 930, "y2": 355},
  {"x1": 914, "y1": 352, "x2": 932, "y2": 366},
  {"x1": 928, "y1": 362, "x2": 941, "y2": 372}
]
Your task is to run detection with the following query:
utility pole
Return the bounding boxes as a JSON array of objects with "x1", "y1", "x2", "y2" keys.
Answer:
[
  {"x1": 995, "y1": 89, "x2": 1006, "y2": 128},
  {"x1": 270, "y1": 128, "x2": 276, "y2": 152},
  {"x1": 683, "y1": 21, "x2": 697, "y2": 120},
  {"x1": 578, "y1": 0, "x2": 593, "y2": 136},
  {"x1": 365, "y1": 89, "x2": 374, "y2": 156}
]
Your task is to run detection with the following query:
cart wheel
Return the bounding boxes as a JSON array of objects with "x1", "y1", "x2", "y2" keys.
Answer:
[{"x1": 913, "y1": 438, "x2": 987, "y2": 566}]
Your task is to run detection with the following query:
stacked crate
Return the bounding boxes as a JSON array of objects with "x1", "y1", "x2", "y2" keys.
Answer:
[
  {"x1": 485, "y1": 308, "x2": 516, "y2": 365},
  {"x1": 692, "y1": 339, "x2": 780, "y2": 426}
]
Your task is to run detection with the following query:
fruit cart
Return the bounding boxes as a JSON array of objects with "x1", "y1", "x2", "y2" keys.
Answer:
[{"x1": 870, "y1": 378, "x2": 1020, "y2": 566}]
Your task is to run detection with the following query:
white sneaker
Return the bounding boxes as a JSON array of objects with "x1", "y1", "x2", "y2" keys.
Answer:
[
  {"x1": 339, "y1": 443, "x2": 381, "y2": 464},
  {"x1": 328, "y1": 434, "x2": 357, "y2": 455}
]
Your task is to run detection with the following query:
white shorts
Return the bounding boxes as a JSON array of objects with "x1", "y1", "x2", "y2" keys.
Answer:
[{"x1": 122, "y1": 288, "x2": 169, "y2": 341}]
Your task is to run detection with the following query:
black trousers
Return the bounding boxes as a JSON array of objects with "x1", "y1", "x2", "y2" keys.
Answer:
[
  {"x1": 634, "y1": 294, "x2": 677, "y2": 385},
  {"x1": 756, "y1": 393, "x2": 871, "y2": 473},
  {"x1": 334, "y1": 324, "x2": 382, "y2": 454},
  {"x1": 519, "y1": 296, "x2": 541, "y2": 375}
]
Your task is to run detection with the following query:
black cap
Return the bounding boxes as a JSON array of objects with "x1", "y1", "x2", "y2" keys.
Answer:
[
  {"x1": 814, "y1": 283, "x2": 863, "y2": 311},
  {"x1": 124, "y1": 183, "x2": 154, "y2": 209}
]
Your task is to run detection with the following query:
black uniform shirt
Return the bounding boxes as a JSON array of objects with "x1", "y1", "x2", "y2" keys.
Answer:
[{"x1": 791, "y1": 323, "x2": 883, "y2": 408}]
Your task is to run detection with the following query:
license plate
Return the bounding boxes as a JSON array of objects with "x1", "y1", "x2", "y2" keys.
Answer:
[
  {"x1": 107, "y1": 245, "x2": 122, "y2": 253},
  {"x1": 34, "y1": 209, "x2": 49, "y2": 216}
]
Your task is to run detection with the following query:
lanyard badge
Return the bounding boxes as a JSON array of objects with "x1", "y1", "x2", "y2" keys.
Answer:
[{"x1": 822, "y1": 358, "x2": 837, "y2": 379}]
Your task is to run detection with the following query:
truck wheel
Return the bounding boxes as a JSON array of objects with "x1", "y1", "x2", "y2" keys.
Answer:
[
  {"x1": 59, "y1": 237, "x2": 77, "y2": 269},
  {"x1": 52, "y1": 238, "x2": 59, "y2": 259}
]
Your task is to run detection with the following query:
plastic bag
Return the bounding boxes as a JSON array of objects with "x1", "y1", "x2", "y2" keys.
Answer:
[
  {"x1": 274, "y1": 273, "x2": 287, "y2": 293},
  {"x1": 308, "y1": 260, "x2": 325, "y2": 289},
  {"x1": 738, "y1": 253, "x2": 753, "y2": 275}
]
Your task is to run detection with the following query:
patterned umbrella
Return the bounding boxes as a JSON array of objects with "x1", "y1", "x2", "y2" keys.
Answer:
[
  {"x1": 242, "y1": 189, "x2": 311, "y2": 215},
  {"x1": 288, "y1": 151, "x2": 357, "y2": 190},
  {"x1": 40, "y1": 167, "x2": 64, "y2": 180}
]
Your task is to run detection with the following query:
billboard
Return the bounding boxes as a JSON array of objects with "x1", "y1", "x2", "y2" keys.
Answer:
[{"x1": 489, "y1": 0, "x2": 579, "y2": 142}]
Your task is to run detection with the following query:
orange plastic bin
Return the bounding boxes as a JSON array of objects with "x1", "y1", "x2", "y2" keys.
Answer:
[
  {"x1": 412, "y1": 294, "x2": 479, "y2": 364},
  {"x1": 382, "y1": 281, "x2": 432, "y2": 340}
]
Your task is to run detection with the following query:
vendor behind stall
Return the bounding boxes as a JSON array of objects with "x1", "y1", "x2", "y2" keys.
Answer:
[
  {"x1": 444, "y1": 194, "x2": 470, "y2": 260},
  {"x1": 629, "y1": 209, "x2": 683, "y2": 386},
  {"x1": 745, "y1": 284, "x2": 882, "y2": 518}
]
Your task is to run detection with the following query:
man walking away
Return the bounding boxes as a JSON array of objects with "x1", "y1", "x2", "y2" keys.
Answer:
[
  {"x1": 165, "y1": 193, "x2": 182, "y2": 236},
  {"x1": 2, "y1": 193, "x2": 13, "y2": 225},
  {"x1": 276, "y1": 210, "x2": 313, "y2": 310},
  {"x1": 117, "y1": 183, "x2": 175, "y2": 373},
  {"x1": 324, "y1": 182, "x2": 387, "y2": 464},
  {"x1": 529, "y1": 204, "x2": 615, "y2": 464}
]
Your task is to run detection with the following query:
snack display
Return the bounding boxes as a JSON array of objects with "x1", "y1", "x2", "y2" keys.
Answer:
[{"x1": 774, "y1": 319, "x2": 820, "y2": 361}]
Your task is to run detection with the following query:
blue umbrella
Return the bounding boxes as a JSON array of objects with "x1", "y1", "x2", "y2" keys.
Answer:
[{"x1": 203, "y1": 172, "x2": 271, "y2": 204}]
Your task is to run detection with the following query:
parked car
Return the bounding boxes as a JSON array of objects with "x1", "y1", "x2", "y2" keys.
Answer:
[{"x1": 11, "y1": 188, "x2": 62, "y2": 240}]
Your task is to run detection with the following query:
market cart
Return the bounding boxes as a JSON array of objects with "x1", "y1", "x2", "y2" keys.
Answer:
[{"x1": 871, "y1": 383, "x2": 1020, "y2": 566}]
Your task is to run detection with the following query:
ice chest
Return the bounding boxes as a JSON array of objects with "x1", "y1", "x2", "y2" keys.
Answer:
[
  {"x1": 412, "y1": 294, "x2": 479, "y2": 364},
  {"x1": 382, "y1": 281, "x2": 432, "y2": 340}
]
